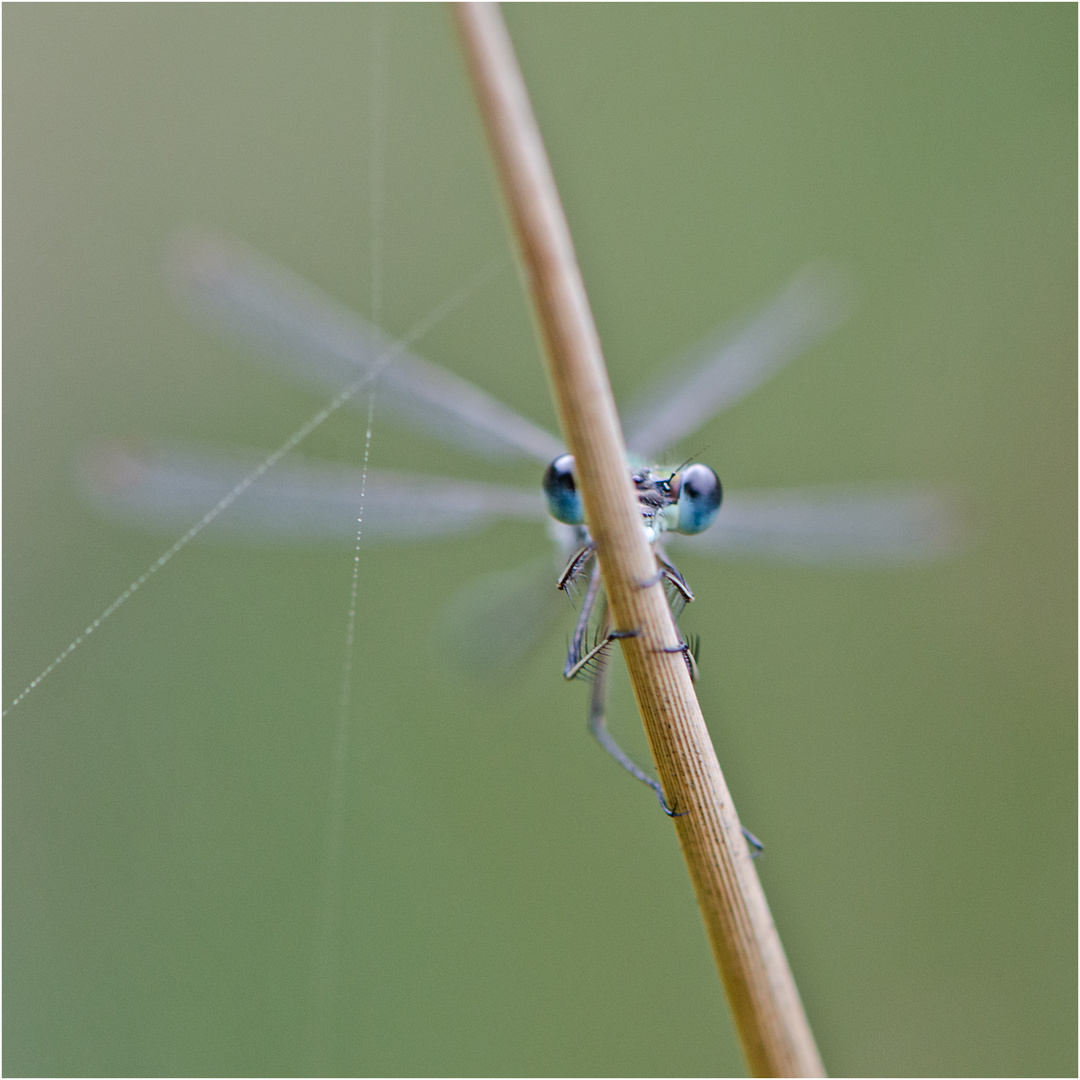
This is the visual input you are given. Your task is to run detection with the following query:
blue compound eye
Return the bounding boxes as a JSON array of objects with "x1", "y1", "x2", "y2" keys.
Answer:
[
  {"x1": 671, "y1": 463, "x2": 721, "y2": 535},
  {"x1": 542, "y1": 454, "x2": 583, "y2": 525}
]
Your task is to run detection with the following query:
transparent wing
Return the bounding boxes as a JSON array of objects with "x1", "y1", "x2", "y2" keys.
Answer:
[
  {"x1": 624, "y1": 265, "x2": 852, "y2": 460},
  {"x1": 170, "y1": 232, "x2": 564, "y2": 464},
  {"x1": 433, "y1": 555, "x2": 570, "y2": 678},
  {"x1": 80, "y1": 442, "x2": 548, "y2": 544},
  {"x1": 667, "y1": 486, "x2": 959, "y2": 564}
]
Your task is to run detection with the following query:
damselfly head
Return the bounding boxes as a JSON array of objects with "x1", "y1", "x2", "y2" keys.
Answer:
[{"x1": 542, "y1": 453, "x2": 723, "y2": 540}]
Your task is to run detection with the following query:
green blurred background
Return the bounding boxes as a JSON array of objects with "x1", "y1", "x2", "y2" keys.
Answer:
[{"x1": 4, "y1": 5, "x2": 1074, "y2": 1076}]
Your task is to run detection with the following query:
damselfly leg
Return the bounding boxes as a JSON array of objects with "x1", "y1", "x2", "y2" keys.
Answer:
[{"x1": 559, "y1": 536, "x2": 762, "y2": 853}]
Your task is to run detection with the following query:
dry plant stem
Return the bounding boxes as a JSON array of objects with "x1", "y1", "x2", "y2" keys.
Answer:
[{"x1": 452, "y1": 5, "x2": 824, "y2": 1077}]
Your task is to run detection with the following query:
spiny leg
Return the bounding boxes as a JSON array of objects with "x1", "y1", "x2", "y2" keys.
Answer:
[
  {"x1": 638, "y1": 550, "x2": 695, "y2": 605},
  {"x1": 654, "y1": 550, "x2": 693, "y2": 600},
  {"x1": 661, "y1": 635, "x2": 699, "y2": 682},
  {"x1": 565, "y1": 626, "x2": 638, "y2": 683},
  {"x1": 557, "y1": 542, "x2": 594, "y2": 592},
  {"x1": 564, "y1": 559, "x2": 603, "y2": 679}
]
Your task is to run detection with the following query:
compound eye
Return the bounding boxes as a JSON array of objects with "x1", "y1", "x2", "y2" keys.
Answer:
[
  {"x1": 542, "y1": 454, "x2": 583, "y2": 525},
  {"x1": 673, "y1": 463, "x2": 721, "y2": 535}
]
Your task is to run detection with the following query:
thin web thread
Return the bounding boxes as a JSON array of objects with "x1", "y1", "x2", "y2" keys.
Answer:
[
  {"x1": 309, "y1": 13, "x2": 387, "y2": 1071},
  {"x1": 3, "y1": 254, "x2": 504, "y2": 719},
  {"x1": 310, "y1": 390, "x2": 378, "y2": 1072}
]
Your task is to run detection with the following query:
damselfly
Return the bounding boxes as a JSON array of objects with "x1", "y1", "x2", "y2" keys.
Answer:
[{"x1": 83, "y1": 234, "x2": 952, "y2": 816}]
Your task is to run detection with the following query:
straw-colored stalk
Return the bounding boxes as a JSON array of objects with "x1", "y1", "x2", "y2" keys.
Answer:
[{"x1": 452, "y1": 6, "x2": 825, "y2": 1076}]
